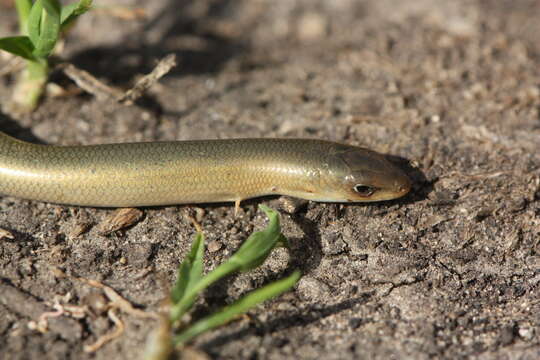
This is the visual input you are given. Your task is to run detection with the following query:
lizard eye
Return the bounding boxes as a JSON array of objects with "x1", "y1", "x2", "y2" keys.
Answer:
[{"x1": 353, "y1": 184, "x2": 376, "y2": 197}]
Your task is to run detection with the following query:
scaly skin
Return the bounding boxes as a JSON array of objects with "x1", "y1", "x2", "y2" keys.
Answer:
[{"x1": 0, "y1": 132, "x2": 411, "y2": 207}]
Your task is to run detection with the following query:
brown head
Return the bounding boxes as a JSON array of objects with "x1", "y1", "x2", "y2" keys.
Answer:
[{"x1": 313, "y1": 144, "x2": 411, "y2": 202}]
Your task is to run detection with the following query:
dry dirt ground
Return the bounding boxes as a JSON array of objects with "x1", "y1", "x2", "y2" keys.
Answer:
[{"x1": 0, "y1": 1, "x2": 539, "y2": 359}]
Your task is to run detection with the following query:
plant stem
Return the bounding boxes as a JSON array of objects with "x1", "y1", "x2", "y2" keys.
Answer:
[
  {"x1": 12, "y1": 58, "x2": 48, "y2": 113},
  {"x1": 170, "y1": 261, "x2": 239, "y2": 323}
]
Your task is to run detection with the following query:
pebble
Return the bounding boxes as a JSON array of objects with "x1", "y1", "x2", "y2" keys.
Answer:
[{"x1": 208, "y1": 240, "x2": 223, "y2": 253}]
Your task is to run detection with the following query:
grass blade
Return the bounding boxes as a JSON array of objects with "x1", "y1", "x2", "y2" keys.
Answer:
[
  {"x1": 173, "y1": 270, "x2": 301, "y2": 346},
  {"x1": 0, "y1": 36, "x2": 35, "y2": 60},
  {"x1": 171, "y1": 232, "x2": 205, "y2": 305}
]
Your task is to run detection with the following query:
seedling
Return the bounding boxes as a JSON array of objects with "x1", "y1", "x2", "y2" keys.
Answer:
[
  {"x1": 0, "y1": 0, "x2": 92, "y2": 112},
  {"x1": 145, "y1": 205, "x2": 301, "y2": 358}
]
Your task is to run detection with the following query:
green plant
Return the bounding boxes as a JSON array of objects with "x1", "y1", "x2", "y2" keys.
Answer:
[
  {"x1": 0, "y1": 0, "x2": 92, "y2": 112},
  {"x1": 145, "y1": 205, "x2": 300, "y2": 357}
]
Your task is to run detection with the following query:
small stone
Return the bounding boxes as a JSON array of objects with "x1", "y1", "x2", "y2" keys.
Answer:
[
  {"x1": 124, "y1": 243, "x2": 152, "y2": 267},
  {"x1": 297, "y1": 12, "x2": 327, "y2": 41},
  {"x1": 82, "y1": 292, "x2": 109, "y2": 316},
  {"x1": 208, "y1": 240, "x2": 222, "y2": 253},
  {"x1": 348, "y1": 318, "x2": 364, "y2": 329},
  {"x1": 279, "y1": 197, "x2": 308, "y2": 214},
  {"x1": 321, "y1": 230, "x2": 347, "y2": 255},
  {"x1": 296, "y1": 276, "x2": 330, "y2": 300},
  {"x1": 498, "y1": 324, "x2": 516, "y2": 346},
  {"x1": 518, "y1": 326, "x2": 534, "y2": 341},
  {"x1": 508, "y1": 196, "x2": 526, "y2": 213}
]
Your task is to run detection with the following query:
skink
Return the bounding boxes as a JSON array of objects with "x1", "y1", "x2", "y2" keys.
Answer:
[{"x1": 0, "y1": 131, "x2": 411, "y2": 208}]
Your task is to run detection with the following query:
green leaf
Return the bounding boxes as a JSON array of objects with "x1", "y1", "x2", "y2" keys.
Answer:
[
  {"x1": 15, "y1": 0, "x2": 33, "y2": 34},
  {"x1": 60, "y1": 0, "x2": 93, "y2": 28},
  {"x1": 171, "y1": 232, "x2": 205, "y2": 305},
  {"x1": 228, "y1": 204, "x2": 284, "y2": 271},
  {"x1": 28, "y1": 0, "x2": 61, "y2": 58},
  {"x1": 0, "y1": 36, "x2": 36, "y2": 60},
  {"x1": 170, "y1": 260, "x2": 237, "y2": 324},
  {"x1": 169, "y1": 205, "x2": 287, "y2": 323},
  {"x1": 174, "y1": 270, "x2": 301, "y2": 346},
  {"x1": 26, "y1": 0, "x2": 42, "y2": 46}
]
